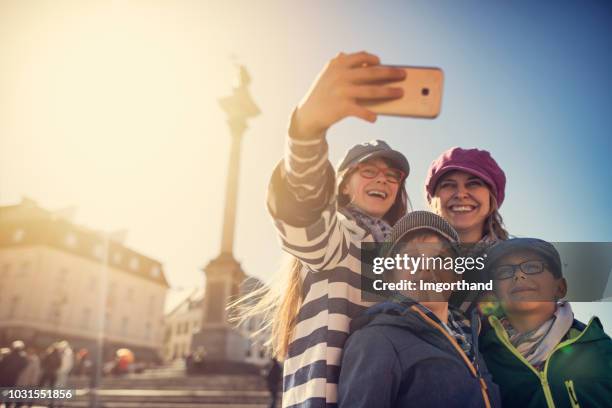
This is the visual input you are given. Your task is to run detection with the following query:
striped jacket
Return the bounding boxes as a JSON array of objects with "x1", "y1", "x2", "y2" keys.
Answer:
[{"x1": 267, "y1": 134, "x2": 385, "y2": 408}]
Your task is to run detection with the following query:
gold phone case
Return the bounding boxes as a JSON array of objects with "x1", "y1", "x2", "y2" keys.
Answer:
[{"x1": 360, "y1": 66, "x2": 444, "y2": 119}]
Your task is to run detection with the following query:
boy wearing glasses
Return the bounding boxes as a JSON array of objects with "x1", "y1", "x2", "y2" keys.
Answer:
[{"x1": 480, "y1": 238, "x2": 612, "y2": 408}]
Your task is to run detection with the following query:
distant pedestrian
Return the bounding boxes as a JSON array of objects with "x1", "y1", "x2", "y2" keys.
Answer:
[
  {"x1": 13, "y1": 347, "x2": 41, "y2": 408},
  {"x1": 54, "y1": 341, "x2": 73, "y2": 388},
  {"x1": 75, "y1": 348, "x2": 92, "y2": 377},
  {"x1": 264, "y1": 358, "x2": 282, "y2": 408},
  {"x1": 0, "y1": 340, "x2": 28, "y2": 387},
  {"x1": 38, "y1": 344, "x2": 62, "y2": 388},
  {"x1": 16, "y1": 346, "x2": 41, "y2": 386}
]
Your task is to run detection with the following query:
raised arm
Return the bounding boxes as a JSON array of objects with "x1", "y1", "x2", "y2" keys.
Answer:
[{"x1": 267, "y1": 52, "x2": 405, "y2": 271}]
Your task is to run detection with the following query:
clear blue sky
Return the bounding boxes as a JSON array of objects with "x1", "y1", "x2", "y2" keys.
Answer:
[{"x1": 242, "y1": 0, "x2": 612, "y2": 326}]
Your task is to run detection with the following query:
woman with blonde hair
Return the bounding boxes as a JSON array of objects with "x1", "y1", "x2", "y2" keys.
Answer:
[
  {"x1": 424, "y1": 147, "x2": 510, "y2": 311},
  {"x1": 235, "y1": 50, "x2": 410, "y2": 408}
]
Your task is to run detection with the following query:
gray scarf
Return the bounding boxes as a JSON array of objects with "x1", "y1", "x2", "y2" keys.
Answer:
[
  {"x1": 501, "y1": 301, "x2": 574, "y2": 369},
  {"x1": 343, "y1": 204, "x2": 392, "y2": 242}
]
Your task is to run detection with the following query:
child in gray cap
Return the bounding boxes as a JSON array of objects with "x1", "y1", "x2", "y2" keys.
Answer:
[{"x1": 338, "y1": 211, "x2": 501, "y2": 408}]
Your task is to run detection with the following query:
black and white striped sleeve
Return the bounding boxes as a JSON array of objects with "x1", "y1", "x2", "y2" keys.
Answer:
[{"x1": 266, "y1": 113, "x2": 353, "y2": 272}]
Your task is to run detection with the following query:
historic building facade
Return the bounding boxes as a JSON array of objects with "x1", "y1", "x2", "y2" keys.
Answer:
[
  {"x1": 0, "y1": 198, "x2": 168, "y2": 362},
  {"x1": 163, "y1": 277, "x2": 269, "y2": 366}
]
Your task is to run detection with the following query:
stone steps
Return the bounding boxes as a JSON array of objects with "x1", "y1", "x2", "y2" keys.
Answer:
[
  {"x1": 54, "y1": 389, "x2": 278, "y2": 407},
  {"x1": 55, "y1": 366, "x2": 279, "y2": 406},
  {"x1": 68, "y1": 374, "x2": 266, "y2": 390}
]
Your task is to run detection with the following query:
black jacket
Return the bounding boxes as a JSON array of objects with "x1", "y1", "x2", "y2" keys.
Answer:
[{"x1": 0, "y1": 350, "x2": 28, "y2": 387}]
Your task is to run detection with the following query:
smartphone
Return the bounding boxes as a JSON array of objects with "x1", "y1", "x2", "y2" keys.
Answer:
[{"x1": 359, "y1": 66, "x2": 444, "y2": 119}]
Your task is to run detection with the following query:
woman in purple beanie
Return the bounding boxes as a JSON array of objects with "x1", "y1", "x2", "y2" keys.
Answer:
[
  {"x1": 425, "y1": 147, "x2": 509, "y2": 245},
  {"x1": 424, "y1": 147, "x2": 509, "y2": 311}
]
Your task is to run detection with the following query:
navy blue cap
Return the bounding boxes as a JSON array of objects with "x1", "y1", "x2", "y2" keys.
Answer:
[
  {"x1": 336, "y1": 140, "x2": 410, "y2": 176},
  {"x1": 485, "y1": 238, "x2": 563, "y2": 278}
]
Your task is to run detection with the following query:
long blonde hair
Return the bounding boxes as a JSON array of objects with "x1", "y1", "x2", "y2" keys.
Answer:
[
  {"x1": 228, "y1": 255, "x2": 303, "y2": 360},
  {"x1": 230, "y1": 160, "x2": 409, "y2": 360}
]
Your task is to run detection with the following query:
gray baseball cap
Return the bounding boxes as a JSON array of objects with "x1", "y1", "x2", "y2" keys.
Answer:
[{"x1": 383, "y1": 210, "x2": 460, "y2": 257}]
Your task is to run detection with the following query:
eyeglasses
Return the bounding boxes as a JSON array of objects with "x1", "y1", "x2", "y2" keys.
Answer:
[
  {"x1": 356, "y1": 163, "x2": 406, "y2": 184},
  {"x1": 492, "y1": 260, "x2": 548, "y2": 280}
]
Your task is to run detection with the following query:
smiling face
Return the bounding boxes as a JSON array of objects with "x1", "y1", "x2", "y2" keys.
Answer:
[
  {"x1": 341, "y1": 158, "x2": 401, "y2": 218},
  {"x1": 433, "y1": 171, "x2": 491, "y2": 242},
  {"x1": 493, "y1": 250, "x2": 567, "y2": 315}
]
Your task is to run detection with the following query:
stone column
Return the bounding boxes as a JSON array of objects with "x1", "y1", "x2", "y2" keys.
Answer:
[{"x1": 191, "y1": 65, "x2": 260, "y2": 368}]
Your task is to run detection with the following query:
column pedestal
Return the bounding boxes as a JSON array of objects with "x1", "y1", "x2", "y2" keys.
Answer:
[{"x1": 190, "y1": 253, "x2": 250, "y2": 371}]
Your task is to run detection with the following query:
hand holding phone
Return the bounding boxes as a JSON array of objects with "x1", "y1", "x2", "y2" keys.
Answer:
[{"x1": 292, "y1": 51, "x2": 406, "y2": 139}]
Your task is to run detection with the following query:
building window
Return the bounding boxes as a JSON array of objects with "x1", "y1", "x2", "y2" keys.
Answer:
[
  {"x1": 57, "y1": 268, "x2": 69, "y2": 282},
  {"x1": 19, "y1": 261, "x2": 30, "y2": 278},
  {"x1": 12, "y1": 229, "x2": 25, "y2": 243},
  {"x1": 145, "y1": 322, "x2": 151, "y2": 340},
  {"x1": 1, "y1": 264, "x2": 10, "y2": 279},
  {"x1": 121, "y1": 317, "x2": 129, "y2": 336},
  {"x1": 105, "y1": 312, "x2": 112, "y2": 331},
  {"x1": 107, "y1": 282, "x2": 117, "y2": 308},
  {"x1": 48, "y1": 292, "x2": 66, "y2": 323},
  {"x1": 48, "y1": 303, "x2": 61, "y2": 323},
  {"x1": 65, "y1": 233, "x2": 78, "y2": 248},
  {"x1": 0, "y1": 264, "x2": 8, "y2": 294},
  {"x1": 93, "y1": 243, "x2": 105, "y2": 260},
  {"x1": 81, "y1": 308, "x2": 91, "y2": 329},
  {"x1": 8, "y1": 296, "x2": 21, "y2": 318},
  {"x1": 129, "y1": 257, "x2": 140, "y2": 271}
]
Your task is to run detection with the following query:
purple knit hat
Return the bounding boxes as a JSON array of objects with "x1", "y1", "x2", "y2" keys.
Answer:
[{"x1": 425, "y1": 147, "x2": 506, "y2": 207}]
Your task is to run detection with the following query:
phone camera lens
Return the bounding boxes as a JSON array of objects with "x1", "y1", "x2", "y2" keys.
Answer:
[{"x1": 421, "y1": 88, "x2": 430, "y2": 96}]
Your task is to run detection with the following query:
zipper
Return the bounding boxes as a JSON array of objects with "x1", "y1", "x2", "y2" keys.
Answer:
[
  {"x1": 564, "y1": 380, "x2": 580, "y2": 408},
  {"x1": 489, "y1": 316, "x2": 595, "y2": 408},
  {"x1": 489, "y1": 316, "x2": 556, "y2": 408},
  {"x1": 412, "y1": 306, "x2": 492, "y2": 408}
]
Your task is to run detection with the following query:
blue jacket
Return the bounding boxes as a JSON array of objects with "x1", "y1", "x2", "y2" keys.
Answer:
[{"x1": 338, "y1": 302, "x2": 501, "y2": 408}]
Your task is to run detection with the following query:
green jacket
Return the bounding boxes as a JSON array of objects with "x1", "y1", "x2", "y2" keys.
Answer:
[{"x1": 480, "y1": 315, "x2": 612, "y2": 408}]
